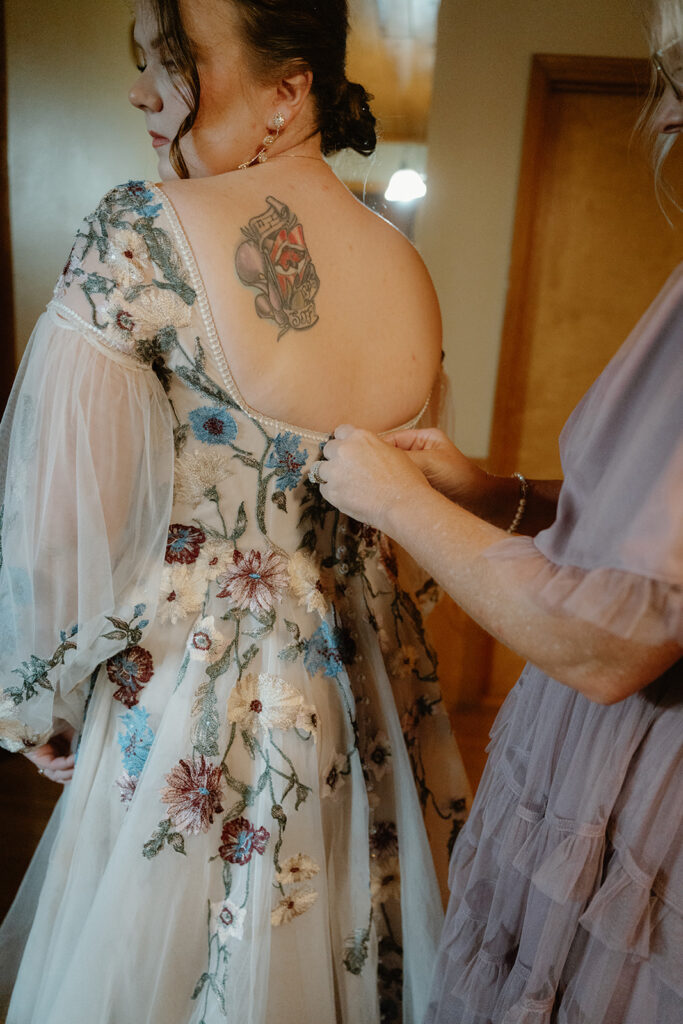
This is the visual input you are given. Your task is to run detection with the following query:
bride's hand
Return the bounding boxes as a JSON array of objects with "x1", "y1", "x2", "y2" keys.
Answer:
[
  {"x1": 23, "y1": 727, "x2": 76, "y2": 784},
  {"x1": 319, "y1": 425, "x2": 433, "y2": 531}
]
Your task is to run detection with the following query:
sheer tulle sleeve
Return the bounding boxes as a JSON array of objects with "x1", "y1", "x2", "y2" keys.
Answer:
[
  {"x1": 484, "y1": 266, "x2": 683, "y2": 645},
  {"x1": 0, "y1": 186, "x2": 176, "y2": 753}
]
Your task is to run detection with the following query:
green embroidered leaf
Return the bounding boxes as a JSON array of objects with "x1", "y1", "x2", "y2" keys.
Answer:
[
  {"x1": 299, "y1": 529, "x2": 316, "y2": 553},
  {"x1": 271, "y1": 490, "x2": 287, "y2": 512},
  {"x1": 245, "y1": 608, "x2": 276, "y2": 640},
  {"x1": 284, "y1": 620, "x2": 301, "y2": 639},
  {"x1": 240, "y1": 644, "x2": 259, "y2": 672},
  {"x1": 142, "y1": 818, "x2": 171, "y2": 859},
  {"x1": 191, "y1": 679, "x2": 220, "y2": 757},
  {"x1": 101, "y1": 630, "x2": 128, "y2": 641},
  {"x1": 241, "y1": 728, "x2": 259, "y2": 761},
  {"x1": 278, "y1": 645, "x2": 301, "y2": 663},
  {"x1": 232, "y1": 453, "x2": 260, "y2": 471},
  {"x1": 230, "y1": 502, "x2": 248, "y2": 543},
  {"x1": 192, "y1": 973, "x2": 209, "y2": 1000},
  {"x1": 194, "y1": 339, "x2": 206, "y2": 370},
  {"x1": 106, "y1": 616, "x2": 130, "y2": 632},
  {"x1": 294, "y1": 782, "x2": 310, "y2": 810},
  {"x1": 169, "y1": 831, "x2": 186, "y2": 855},
  {"x1": 174, "y1": 423, "x2": 190, "y2": 456}
]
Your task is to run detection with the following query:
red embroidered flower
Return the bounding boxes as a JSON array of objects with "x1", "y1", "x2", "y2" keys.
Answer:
[
  {"x1": 165, "y1": 523, "x2": 207, "y2": 564},
  {"x1": 160, "y1": 755, "x2": 224, "y2": 835},
  {"x1": 107, "y1": 646, "x2": 154, "y2": 707},
  {"x1": 216, "y1": 548, "x2": 289, "y2": 614},
  {"x1": 219, "y1": 816, "x2": 270, "y2": 865}
]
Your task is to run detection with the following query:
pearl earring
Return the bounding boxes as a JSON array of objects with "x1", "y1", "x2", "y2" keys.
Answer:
[{"x1": 238, "y1": 112, "x2": 287, "y2": 170}]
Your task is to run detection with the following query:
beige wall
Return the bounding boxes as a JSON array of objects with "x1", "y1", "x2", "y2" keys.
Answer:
[
  {"x1": 416, "y1": 0, "x2": 648, "y2": 458},
  {"x1": 6, "y1": 0, "x2": 157, "y2": 357}
]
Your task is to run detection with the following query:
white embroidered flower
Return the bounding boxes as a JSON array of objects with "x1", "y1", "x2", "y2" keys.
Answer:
[
  {"x1": 370, "y1": 855, "x2": 401, "y2": 905},
  {"x1": 187, "y1": 616, "x2": 228, "y2": 664},
  {"x1": 158, "y1": 564, "x2": 206, "y2": 624},
  {"x1": 322, "y1": 752, "x2": 348, "y2": 799},
  {"x1": 227, "y1": 673, "x2": 304, "y2": 735},
  {"x1": 275, "y1": 853, "x2": 320, "y2": 885},
  {"x1": 295, "y1": 704, "x2": 319, "y2": 742},
  {"x1": 174, "y1": 448, "x2": 234, "y2": 508},
  {"x1": 98, "y1": 287, "x2": 192, "y2": 345},
  {"x1": 271, "y1": 887, "x2": 319, "y2": 926},
  {"x1": 288, "y1": 550, "x2": 329, "y2": 619},
  {"x1": 389, "y1": 645, "x2": 418, "y2": 681},
  {"x1": 197, "y1": 538, "x2": 235, "y2": 582},
  {"x1": 217, "y1": 548, "x2": 290, "y2": 615},
  {"x1": 114, "y1": 770, "x2": 138, "y2": 805},
  {"x1": 366, "y1": 731, "x2": 392, "y2": 781},
  {"x1": 0, "y1": 694, "x2": 36, "y2": 753},
  {"x1": 106, "y1": 229, "x2": 150, "y2": 289},
  {"x1": 212, "y1": 898, "x2": 247, "y2": 942}
]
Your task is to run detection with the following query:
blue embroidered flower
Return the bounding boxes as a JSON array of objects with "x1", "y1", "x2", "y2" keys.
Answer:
[
  {"x1": 266, "y1": 432, "x2": 309, "y2": 490},
  {"x1": 189, "y1": 406, "x2": 238, "y2": 446},
  {"x1": 117, "y1": 705, "x2": 154, "y2": 777},
  {"x1": 304, "y1": 623, "x2": 356, "y2": 678},
  {"x1": 121, "y1": 180, "x2": 163, "y2": 219}
]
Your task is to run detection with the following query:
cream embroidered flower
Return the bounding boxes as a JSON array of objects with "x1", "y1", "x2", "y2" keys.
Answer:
[
  {"x1": 322, "y1": 752, "x2": 348, "y2": 799},
  {"x1": 288, "y1": 550, "x2": 329, "y2": 619},
  {"x1": 114, "y1": 770, "x2": 138, "y2": 805},
  {"x1": 197, "y1": 538, "x2": 235, "y2": 582},
  {"x1": 366, "y1": 731, "x2": 392, "y2": 781},
  {"x1": 370, "y1": 855, "x2": 401, "y2": 905},
  {"x1": 0, "y1": 694, "x2": 46, "y2": 753},
  {"x1": 174, "y1": 448, "x2": 234, "y2": 508},
  {"x1": 227, "y1": 673, "x2": 304, "y2": 735},
  {"x1": 295, "y1": 704, "x2": 319, "y2": 742},
  {"x1": 106, "y1": 229, "x2": 150, "y2": 289},
  {"x1": 275, "y1": 853, "x2": 320, "y2": 885},
  {"x1": 211, "y1": 898, "x2": 247, "y2": 942},
  {"x1": 271, "y1": 887, "x2": 319, "y2": 926},
  {"x1": 389, "y1": 645, "x2": 418, "y2": 681},
  {"x1": 187, "y1": 616, "x2": 228, "y2": 664},
  {"x1": 158, "y1": 564, "x2": 206, "y2": 624},
  {"x1": 99, "y1": 287, "x2": 192, "y2": 346}
]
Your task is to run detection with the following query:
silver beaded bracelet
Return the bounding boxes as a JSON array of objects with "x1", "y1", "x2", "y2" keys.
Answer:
[{"x1": 507, "y1": 472, "x2": 529, "y2": 533}]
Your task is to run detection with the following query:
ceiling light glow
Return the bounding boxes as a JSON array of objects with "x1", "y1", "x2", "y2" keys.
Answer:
[{"x1": 384, "y1": 169, "x2": 427, "y2": 202}]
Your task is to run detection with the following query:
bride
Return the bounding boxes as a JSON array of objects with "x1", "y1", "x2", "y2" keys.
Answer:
[{"x1": 0, "y1": 1, "x2": 470, "y2": 1022}]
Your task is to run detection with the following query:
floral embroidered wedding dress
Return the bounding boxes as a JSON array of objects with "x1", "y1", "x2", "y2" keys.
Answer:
[{"x1": 0, "y1": 182, "x2": 470, "y2": 1024}]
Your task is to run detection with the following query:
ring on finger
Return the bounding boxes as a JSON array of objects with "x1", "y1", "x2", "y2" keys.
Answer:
[{"x1": 308, "y1": 460, "x2": 327, "y2": 486}]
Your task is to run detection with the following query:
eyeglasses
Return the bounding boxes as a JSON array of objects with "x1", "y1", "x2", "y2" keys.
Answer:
[{"x1": 653, "y1": 42, "x2": 683, "y2": 102}]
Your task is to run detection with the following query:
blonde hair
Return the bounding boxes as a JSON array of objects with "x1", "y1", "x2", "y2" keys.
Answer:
[{"x1": 637, "y1": 0, "x2": 683, "y2": 207}]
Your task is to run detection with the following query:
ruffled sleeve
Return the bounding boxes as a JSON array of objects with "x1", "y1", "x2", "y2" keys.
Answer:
[
  {"x1": 484, "y1": 266, "x2": 683, "y2": 645},
  {"x1": 0, "y1": 182, "x2": 181, "y2": 752}
]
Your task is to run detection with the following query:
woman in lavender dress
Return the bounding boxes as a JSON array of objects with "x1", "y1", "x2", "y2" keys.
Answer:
[{"x1": 316, "y1": 2, "x2": 683, "y2": 1021}]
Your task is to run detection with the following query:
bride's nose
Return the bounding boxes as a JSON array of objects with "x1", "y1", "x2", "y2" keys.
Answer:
[{"x1": 129, "y1": 69, "x2": 163, "y2": 114}]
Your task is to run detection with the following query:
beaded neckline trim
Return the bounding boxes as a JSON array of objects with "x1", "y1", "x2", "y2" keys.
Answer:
[{"x1": 150, "y1": 183, "x2": 431, "y2": 443}]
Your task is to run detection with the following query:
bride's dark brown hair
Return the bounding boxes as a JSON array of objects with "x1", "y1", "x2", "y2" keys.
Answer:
[{"x1": 150, "y1": 0, "x2": 377, "y2": 178}]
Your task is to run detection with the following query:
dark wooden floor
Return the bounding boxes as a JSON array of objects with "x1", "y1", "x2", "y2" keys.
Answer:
[{"x1": 0, "y1": 702, "x2": 499, "y2": 924}]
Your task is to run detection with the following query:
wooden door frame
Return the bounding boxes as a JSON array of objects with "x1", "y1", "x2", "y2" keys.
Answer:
[
  {"x1": 487, "y1": 54, "x2": 651, "y2": 475},
  {"x1": 0, "y1": 0, "x2": 15, "y2": 411}
]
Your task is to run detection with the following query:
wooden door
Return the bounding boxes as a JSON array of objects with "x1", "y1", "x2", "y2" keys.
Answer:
[{"x1": 481, "y1": 54, "x2": 683, "y2": 703}]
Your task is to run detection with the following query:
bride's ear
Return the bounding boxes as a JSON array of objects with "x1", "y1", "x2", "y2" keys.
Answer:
[{"x1": 269, "y1": 69, "x2": 314, "y2": 125}]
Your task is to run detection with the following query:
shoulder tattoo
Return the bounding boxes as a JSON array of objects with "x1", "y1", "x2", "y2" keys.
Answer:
[{"x1": 235, "y1": 196, "x2": 320, "y2": 340}]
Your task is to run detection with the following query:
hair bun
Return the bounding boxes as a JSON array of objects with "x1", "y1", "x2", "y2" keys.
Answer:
[{"x1": 320, "y1": 80, "x2": 377, "y2": 157}]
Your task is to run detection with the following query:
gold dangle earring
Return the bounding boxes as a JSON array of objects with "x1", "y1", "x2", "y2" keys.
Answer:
[{"x1": 238, "y1": 112, "x2": 287, "y2": 170}]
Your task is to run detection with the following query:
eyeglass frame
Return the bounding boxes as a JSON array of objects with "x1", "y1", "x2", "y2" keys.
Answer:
[{"x1": 653, "y1": 47, "x2": 683, "y2": 102}]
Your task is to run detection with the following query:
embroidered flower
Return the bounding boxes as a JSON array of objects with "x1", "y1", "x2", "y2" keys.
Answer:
[
  {"x1": 304, "y1": 622, "x2": 356, "y2": 679},
  {"x1": 219, "y1": 816, "x2": 270, "y2": 865},
  {"x1": 295, "y1": 704, "x2": 319, "y2": 741},
  {"x1": 266, "y1": 432, "x2": 309, "y2": 491},
  {"x1": 0, "y1": 694, "x2": 46, "y2": 753},
  {"x1": 227, "y1": 673, "x2": 304, "y2": 735},
  {"x1": 106, "y1": 228, "x2": 150, "y2": 289},
  {"x1": 160, "y1": 755, "x2": 224, "y2": 835},
  {"x1": 271, "y1": 887, "x2": 318, "y2": 926},
  {"x1": 378, "y1": 535, "x2": 399, "y2": 583},
  {"x1": 107, "y1": 646, "x2": 154, "y2": 708},
  {"x1": 366, "y1": 731, "x2": 392, "y2": 781},
  {"x1": 322, "y1": 752, "x2": 348, "y2": 799},
  {"x1": 369, "y1": 821, "x2": 398, "y2": 862},
  {"x1": 187, "y1": 616, "x2": 228, "y2": 664},
  {"x1": 188, "y1": 406, "x2": 238, "y2": 446},
  {"x1": 111, "y1": 180, "x2": 163, "y2": 218},
  {"x1": 211, "y1": 898, "x2": 247, "y2": 943},
  {"x1": 415, "y1": 577, "x2": 442, "y2": 616},
  {"x1": 217, "y1": 548, "x2": 289, "y2": 614},
  {"x1": 158, "y1": 564, "x2": 206, "y2": 624},
  {"x1": 389, "y1": 645, "x2": 418, "y2": 681},
  {"x1": 98, "y1": 287, "x2": 191, "y2": 345},
  {"x1": 197, "y1": 538, "x2": 235, "y2": 581},
  {"x1": 165, "y1": 523, "x2": 207, "y2": 565},
  {"x1": 117, "y1": 704, "x2": 154, "y2": 776},
  {"x1": 114, "y1": 770, "x2": 138, "y2": 805},
  {"x1": 275, "y1": 853, "x2": 320, "y2": 885},
  {"x1": 343, "y1": 928, "x2": 371, "y2": 975},
  {"x1": 174, "y1": 448, "x2": 234, "y2": 507},
  {"x1": 288, "y1": 550, "x2": 329, "y2": 619},
  {"x1": 370, "y1": 855, "x2": 401, "y2": 905}
]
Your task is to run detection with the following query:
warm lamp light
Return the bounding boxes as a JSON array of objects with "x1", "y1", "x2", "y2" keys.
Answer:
[{"x1": 384, "y1": 169, "x2": 427, "y2": 202}]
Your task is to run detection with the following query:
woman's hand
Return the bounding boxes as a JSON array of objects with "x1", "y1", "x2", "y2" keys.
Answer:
[
  {"x1": 23, "y1": 727, "x2": 76, "y2": 784},
  {"x1": 319, "y1": 425, "x2": 433, "y2": 531},
  {"x1": 386, "y1": 428, "x2": 492, "y2": 511}
]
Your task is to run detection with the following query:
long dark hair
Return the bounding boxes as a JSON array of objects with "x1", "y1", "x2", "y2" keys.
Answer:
[{"x1": 150, "y1": 0, "x2": 377, "y2": 178}]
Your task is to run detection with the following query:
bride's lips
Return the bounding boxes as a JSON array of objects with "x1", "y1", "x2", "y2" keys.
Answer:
[{"x1": 149, "y1": 131, "x2": 170, "y2": 148}]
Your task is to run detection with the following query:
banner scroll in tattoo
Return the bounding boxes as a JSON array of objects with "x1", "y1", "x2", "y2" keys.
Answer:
[{"x1": 235, "y1": 196, "x2": 320, "y2": 340}]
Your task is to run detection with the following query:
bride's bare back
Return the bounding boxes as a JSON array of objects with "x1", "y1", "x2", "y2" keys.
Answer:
[{"x1": 161, "y1": 161, "x2": 442, "y2": 435}]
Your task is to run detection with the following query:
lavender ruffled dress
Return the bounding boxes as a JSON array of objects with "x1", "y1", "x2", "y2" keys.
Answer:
[{"x1": 426, "y1": 267, "x2": 683, "y2": 1024}]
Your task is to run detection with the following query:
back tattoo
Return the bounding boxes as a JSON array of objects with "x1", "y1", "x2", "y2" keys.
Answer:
[{"x1": 235, "y1": 196, "x2": 320, "y2": 340}]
